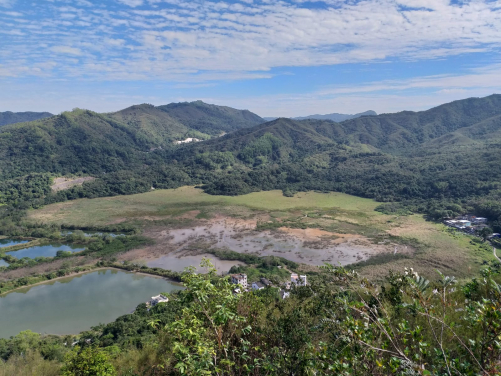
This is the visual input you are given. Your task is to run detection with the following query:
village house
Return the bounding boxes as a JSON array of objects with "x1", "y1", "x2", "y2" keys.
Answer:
[
  {"x1": 279, "y1": 290, "x2": 290, "y2": 300},
  {"x1": 260, "y1": 277, "x2": 272, "y2": 287},
  {"x1": 174, "y1": 137, "x2": 200, "y2": 144},
  {"x1": 149, "y1": 294, "x2": 168, "y2": 306},
  {"x1": 252, "y1": 281, "x2": 265, "y2": 290},
  {"x1": 230, "y1": 273, "x2": 248, "y2": 288},
  {"x1": 291, "y1": 273, "x2": 307, "y2": 287}
]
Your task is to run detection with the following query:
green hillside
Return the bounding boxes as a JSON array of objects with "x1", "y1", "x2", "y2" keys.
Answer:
[{"x1": 158, "y1": 100, "x2": 265, "y2": 135}]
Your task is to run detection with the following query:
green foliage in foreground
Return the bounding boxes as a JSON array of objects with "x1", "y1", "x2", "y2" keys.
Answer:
[
  {"x1": 3, "y1": 260, "x2": 501, "y2": 375},
  {"x1": 62, "y1": 346, "x2": 116, "y2": 376}
]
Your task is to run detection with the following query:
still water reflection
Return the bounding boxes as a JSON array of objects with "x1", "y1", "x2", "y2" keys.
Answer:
[
  {"x1": 6, "y1": 243, "x2": 86, "y2": 259},
  {"x1": 0, "y1": 269, "x2": 184, "y2": 338},
  {"x1": 0, "y1": 239, "x2": 29, "y2": 248}
]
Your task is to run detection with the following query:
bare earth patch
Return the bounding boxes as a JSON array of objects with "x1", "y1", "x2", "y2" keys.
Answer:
[
  {"x1": 119, "y1": 216, "x2": 412, "y2": 270},
  {"x1": 52, "y1": 177, "x2": 95, "y2": 192}
]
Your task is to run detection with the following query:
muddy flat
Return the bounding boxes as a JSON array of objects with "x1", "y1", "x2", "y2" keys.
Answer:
[{"x1": 124, "y1": 217, "x2": 409, "y2": 269}]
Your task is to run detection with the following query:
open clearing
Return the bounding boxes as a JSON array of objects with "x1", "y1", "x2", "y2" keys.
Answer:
[
  {"x1": 29, "y1": 186, "x2": 495, "y2": 280},
  {"x1": 51, "y1": 176, "x2": 95, "y2": 192}
]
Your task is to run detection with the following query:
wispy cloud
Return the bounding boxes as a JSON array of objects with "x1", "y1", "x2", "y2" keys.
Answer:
[
  {"x1": 50, "y1": 46, "x2": 83, "y2": 56},
  {"x1": 0, "y1": 0, "x2": 15, "y2": 8},
  {"x1": 0, "y1": 0, "x2": 500, "y2": 81}
]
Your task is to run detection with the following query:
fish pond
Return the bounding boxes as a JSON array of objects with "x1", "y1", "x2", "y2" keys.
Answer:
[
  {"x1": 0, "y1": 239, "x2": 29, "y2": 248},
  {"x1": 0, "y1": 259, "x2": 8, "y2": 267},
  {"x1": 6, "y1": 243, "x2": 86, "y2": 259},
  {"x1": 0, "y1": 269, "x2": 184, "y2": 338}
]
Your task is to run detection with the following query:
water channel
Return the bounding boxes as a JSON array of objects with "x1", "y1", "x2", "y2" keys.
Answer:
[
  {"x1": 6, "y1": 243, "x2": 86, "y2": 259},
  {"x1": 0, "y1": 239, "x2": 29, "y2": 248},
  {"x1": 0, "y1": 269, "x2": 184, "y2": 338}
]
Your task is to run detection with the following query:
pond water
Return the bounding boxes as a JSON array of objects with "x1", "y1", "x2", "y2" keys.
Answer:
[
  {"x1": 0, "y1": 269, "x2": 184, "y2": 338},
  {"x1": 0, "y1": 259, "x2": 8, "y2": 267},
  {"x1": 6, "y1": 243, "x2": 86, "y2": 259},
  {"x1": 0, "y1": 239, "x2": 29, "y2": 248}
]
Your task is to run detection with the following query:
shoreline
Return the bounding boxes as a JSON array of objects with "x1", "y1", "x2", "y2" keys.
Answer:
[{"x1": 0, "y1": 267, "x2": 181, "y2": 296}]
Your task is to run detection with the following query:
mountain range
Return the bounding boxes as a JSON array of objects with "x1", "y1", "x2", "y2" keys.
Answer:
[
  {"x1": 0, "y1": 111, "x2": 53, "y2": 126},
  {"x1": 263, "y1": 110, "x2": 377, "y2": 122},
  {"x1": 1, "y1": 95, "x2": 500, "y2": 210}
]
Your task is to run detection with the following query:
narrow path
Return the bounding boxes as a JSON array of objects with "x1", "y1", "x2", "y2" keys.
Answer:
[{"x1": 493, "y1": 247, "x2": 500, "y2": 263}]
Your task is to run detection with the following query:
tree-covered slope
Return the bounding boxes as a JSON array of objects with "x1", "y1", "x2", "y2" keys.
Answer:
[
  {"x1": 157, "y1": 100, "x2": 265, "y2": 136},
  {"x1": 107, "y1": 104, "x2": 192, "y2": 146},
  {"x1": 337, "y1": 94, "x2": 501, "y2": 150},
  {"x1": 0, "y1": 111, "x2": 53, "y2": 126},
  {"x1": 0, "y1": 109, "x2": 150, "y2": 179}
]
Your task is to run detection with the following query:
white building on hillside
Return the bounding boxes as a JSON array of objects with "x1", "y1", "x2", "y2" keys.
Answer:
[
  {"x1": 252, "y1": 281, "x2": 265, "y2": 290},
  {"x1": 150, "y1": 294, "x2": 168, "y2": 306},
  {"x1": 291, "y1": 273, "x2": 307, "y2": 287},
  {"x1": 231, "y1": 273, "x2": 248, "y2": 288}
]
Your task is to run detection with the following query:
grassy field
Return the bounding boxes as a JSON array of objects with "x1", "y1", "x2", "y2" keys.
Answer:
[
  {"x1": 29, "y1": 186, "x2": 380, "y2": 226},
  {"x1": 28, "y1": 186, "x2": 496, "y2": 280}
]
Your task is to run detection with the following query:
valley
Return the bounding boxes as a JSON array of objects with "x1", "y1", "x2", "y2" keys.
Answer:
[
  {"x1": 1, "y1": 95, "x2": 501, "y2": 375},
  {"x1": 27, "y1": 186, "x2": 494, "y2": 280}
]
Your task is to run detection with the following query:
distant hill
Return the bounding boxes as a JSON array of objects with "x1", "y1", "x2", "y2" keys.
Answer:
[
  {"x1": 170, "y1": 94, "x2": 501, "y2": 199},
  {"x1": 0, "y1": 111, "x2": 53, "y2": 126},
  {"x1": 0, "y1": 101, "x2": 265, "y2": 179},
  {"x1": 262, "y1": 110, "x2": 376, "y2": 122},
  {"x1": 294, "y1": 110, "x2": 377, "y2": 122},
  {"x1": 157, "y1": 100, "x2": 265, "y2": 136}
]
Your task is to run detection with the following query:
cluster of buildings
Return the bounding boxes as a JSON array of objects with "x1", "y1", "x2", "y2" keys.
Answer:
[
  {"x1": 230, "y1": 272, "x2": 307, "y2": 299},
  {"x1": 444, "y1": 216, "x2": 488, "y2": 231},
  {"x1": 444, "y1": 215, "x2": 500, "y2": 239}
]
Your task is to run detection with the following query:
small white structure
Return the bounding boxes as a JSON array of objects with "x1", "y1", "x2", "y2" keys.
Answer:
[
  {"x1": 175, "y1": 138, "x2": 200, "y2": 145},
  {"x1": 279, "y1": 290, "x2": 290, "y2": 299},
  {"x1": 252, "y1": 281, "x2": 265, "y2": 290},
  {"x1": 231, "y1": 273, "x2": 248, "y2": 288},
  {"x1": 150, "y1": 294, "x2": 168, "y2": 306},
  {"x1": 472, "y1": 217, "x2": 488, "y2": 224},
  {"x1": 291, "y1": 273, "x2": 307, "y2": 287}
]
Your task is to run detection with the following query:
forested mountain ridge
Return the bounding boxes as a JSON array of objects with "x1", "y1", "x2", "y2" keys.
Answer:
[
  {"x1": 0, "y1": 102, "x2": 265, "y2": 180},
  {"x1": 337, "y1": 94, "x2": 501, "y2": 150},
  {"x1": 0, "y1": 111, "x2": 53, "y2": 126},
  {"x1": 157, "y1": 100, "x2": 265, "y2": 135},
  {"x1": 0, "y1": 95, "x2": 500, "y2": 217}
]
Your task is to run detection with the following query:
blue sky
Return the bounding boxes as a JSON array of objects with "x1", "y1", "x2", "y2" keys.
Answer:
[{"x1": 1, "y1": 0, "x2": 500, "y2": 117}]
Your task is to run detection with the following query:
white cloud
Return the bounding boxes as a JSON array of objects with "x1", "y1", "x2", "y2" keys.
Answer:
[
  {"x1": 50, "y1": 46, "x2": 83, "y2": 56},
  {"x1": 0, "y1": 0, "x2": 15, "y2": 8},
  {"x1": 0, "y1": 0, "x2": 499, "y2": 81},
  {"x1": 116, "y1": 0, "x2": 144, "y2": 7}
]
